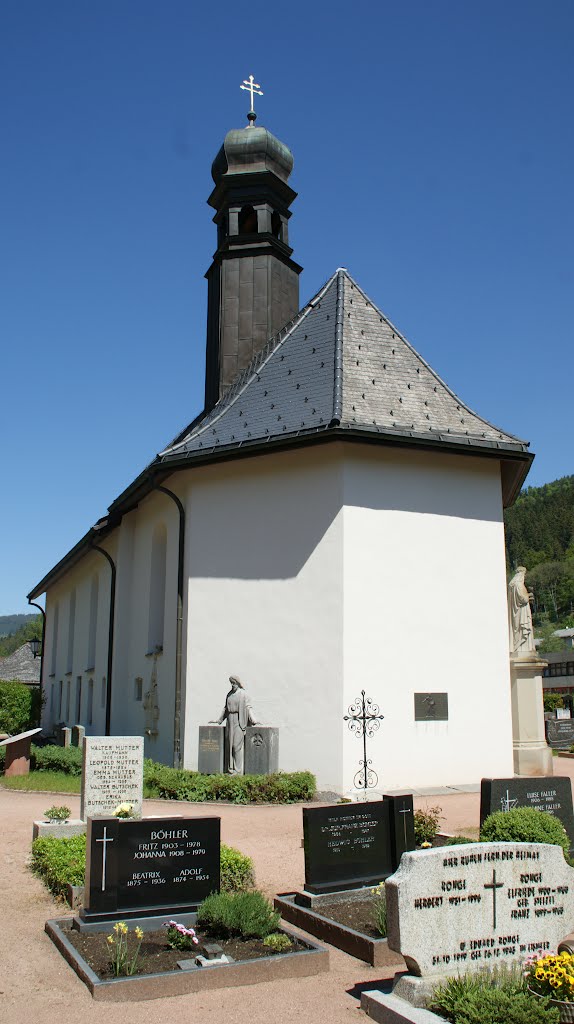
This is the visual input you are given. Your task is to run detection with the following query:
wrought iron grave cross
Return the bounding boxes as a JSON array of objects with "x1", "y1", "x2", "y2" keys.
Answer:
[
  {"x1": 344, "y1": 690, "x2": 384, "y2": 794},
  {"x1": 240, "y1": 74, "x2": 263, "y2": 121}
]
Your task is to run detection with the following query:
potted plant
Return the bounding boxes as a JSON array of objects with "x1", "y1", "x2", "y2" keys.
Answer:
[
  {"x1": 525, "y1": 950, "x2": 574, "y2": 1021},
  {"x1": 44, "y1": 805, "x2": 71, "y2": 824}
]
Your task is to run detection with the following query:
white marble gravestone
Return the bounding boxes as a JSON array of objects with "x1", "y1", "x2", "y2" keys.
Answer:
[
  {"x1": 386, "y1": 842, "x2": 574, "y2": 987},
  {"x1": 80, "y1": 736, "x2": 144, "y2": 820}
]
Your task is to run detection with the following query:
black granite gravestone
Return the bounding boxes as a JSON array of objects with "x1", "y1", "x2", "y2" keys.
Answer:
[
  {"x1": 302, "y1": 795, "x2": 415, "y2": 894},
  {"x1": 480, "y1": 777, "x2": 574, "y2": 854},
  {"x1": 546, "y1": 718, "x2": 574, "y2": 751},
  {"x1": 197, "y1": 726, "x2": 224, "y2": 774},
  {"x1": 82, "y1": 815, "x2": 220, "y2": 923}
]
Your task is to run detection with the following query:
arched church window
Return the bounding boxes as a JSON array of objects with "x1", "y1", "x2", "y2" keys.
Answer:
[
  {"x1": 148, "y1": 523, "x2": 167, "y2": 653},
  {"x1": 50, "y1": 603, "x2": 59, "y2": 675},
  {"x1": 88, "y1": 574, "x2": 98, "y2": 670},
  {"x1": 238, "y1": 205, "x2": 258, "y2": 234},
  {"x1": 67, "y1": 589, "x2": 76, "y2": 673},
  {"x1": 271, "y1": 210, "x2": 282, "y2": 239}
]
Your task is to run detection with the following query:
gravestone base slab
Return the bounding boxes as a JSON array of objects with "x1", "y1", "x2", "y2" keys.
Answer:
[
  {"x1": 392, "y1": 974, "x2": 450, "y2": 1008},
  {"x1": 514, "y1": 741, "x2": 553, "y2": 776},
  {"x1": 360, "y1": 990, "x2": 445, "y2": 1024},
  {"x1": 295, "y1": 884, "x2": 380, "y2": 909},
  {"x1": 73, "y1": 910, "x2": 198, "y2": 934},
  {"x1": 33, "y1": 819, "x2": 86, "y2": 841}
]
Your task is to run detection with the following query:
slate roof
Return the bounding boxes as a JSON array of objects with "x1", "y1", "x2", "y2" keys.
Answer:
[
  {"x1": 0, "y1": 643, "x2": 41, "y2": 685},
  {"x1": 160, "y1": 269, "x2": 528, "y2": 463}
]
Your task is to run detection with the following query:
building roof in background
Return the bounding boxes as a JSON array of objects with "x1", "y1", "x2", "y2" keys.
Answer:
[{"x1": 0, "y1": 642, "x2": 41, "y2": 685}]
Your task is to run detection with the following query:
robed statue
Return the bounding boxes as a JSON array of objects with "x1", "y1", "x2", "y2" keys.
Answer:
[
  {"x1": 508, "y1": 566, "x2": 535, "y2": 655},
  {"x1": 210, "y1": 676, "x2": 257, "y2": 775}
]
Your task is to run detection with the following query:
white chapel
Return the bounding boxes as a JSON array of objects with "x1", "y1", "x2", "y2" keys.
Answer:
[{"x1": 29, "y1": 108, "x2": 533, "y2": 793}]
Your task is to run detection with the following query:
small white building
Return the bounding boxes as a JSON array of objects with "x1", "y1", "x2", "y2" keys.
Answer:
[{"x1": 29, "y1": 116, "x2": 532, "y2": 793}]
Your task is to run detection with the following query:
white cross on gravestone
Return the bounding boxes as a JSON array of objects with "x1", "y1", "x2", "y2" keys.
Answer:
[
  {"x1": 500, "y1": 789, "x2": 518, "y2": 812},
  {"x1": 240, "y1": 74, "x2": 263, "y2": 115},
  {"x1": 96, "y1": 826, "x2": 114, "y2": 892},
  {"x1": 399, "y1": 803, "x2": 411, "y2": 846}
]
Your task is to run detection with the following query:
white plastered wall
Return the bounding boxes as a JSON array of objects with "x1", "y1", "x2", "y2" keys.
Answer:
[
  {"x1": 183, "y1": 446, "x2": 345, "y2": 792},
  {"x1": 341, "y1": 446, "x2": 514, "y2": 791}
]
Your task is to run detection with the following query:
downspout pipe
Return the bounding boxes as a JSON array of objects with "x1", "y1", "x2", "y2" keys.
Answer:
[
  {"x1": 154, "y1": 483, "x2": 185, "y2": 769},
  {"x1": 91, "y1": 544, "x2": 116, "y2": 736},
  {"x1": 27, "y1": 599, "x2": 46, "y2": 722}
]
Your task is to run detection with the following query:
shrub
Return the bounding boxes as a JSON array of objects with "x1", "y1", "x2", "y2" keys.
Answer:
[
  {"x1": 196, "y1": 890, "x2": 280, "y2": 939},
  {"x1": 414, "y1": 805, "x2": 443, "y2": 845},
  {"x1": 30, "y1": 833, "x2": 87, "y2": 899},
  {"x1": 31, "y1": 743, "x2": 83, "y2": 776},
  {"x1": 221, "y1": 843, "x2": 255, "y2": 893},
  {"x1": 480, "y1": 807, "x2": 570, "y2": 856},
  {"x1": 544, "y1": 692, "x2": 564, "y2": 713},
  {"x1": 429, "y1": 971, "x2": 560, "y2": 1023},
  {"x1": 0, "y1": 681, "x2": 42, "y2": 734},
  {"x1": 43, "y1": 805, "x2": 71, "y2": 821},
  {"x1": 445, "y1": 835, "x2": 476, "y2": 845},
  {"x1": 263, "y1": 932, "x2": 293, "y2": 953},
  {"x1": 143, "y1": 763, "x2": 316, "y2": 804}
]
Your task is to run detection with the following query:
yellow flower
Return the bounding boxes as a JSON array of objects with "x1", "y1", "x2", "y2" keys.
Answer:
[
  {"x1": 107, "y1": 935, "x2": 114, "y2": 945},
  {"x1": 135, "y1": 927, "x2": 143, "y2": 940},
  {"x1": 118, "y1": 922, "x2": 128, "y2": 934},
  {"x1": 113, "y1": 922, "x2": 121, "y2": 933}
]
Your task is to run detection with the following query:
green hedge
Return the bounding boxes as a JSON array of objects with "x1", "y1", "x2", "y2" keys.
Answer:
[
  {"x1": 143, "y1": 761, "x2": 315, "y2": 804},
  {"x1": 30, "y1": 834, "x2": 254, "y2": 898},
  {"x1": 480, "y1": 807, "x2": 570, "y2": 856},
  {"x1": 0, "y1": 681, "x2": 42, "y2": 734}
]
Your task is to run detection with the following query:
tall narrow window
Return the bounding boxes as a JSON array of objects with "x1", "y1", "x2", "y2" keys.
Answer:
[
  {"x1": 87, "y1": 574, "x2": 99, "y2": 669},
  {"x1": 101, "y1": 676, "x2": 106, "y2": 709},
  {"x1": 76, "y1": 676, "x2": 82, "y2": 721},
  {"x1": 67, "y1": 589, "x2": 76, "y2": 674},
  {"x1": 58, "y1": 680, "x2": 63, "y2": 718},
  {"x1": 65, "y1": 680, "x2": 71, "y2": 722},
  {"x1": 238, "y1": 204, "x2": 257, "y2": 234},
  {"x1": 87, "y1": 679, "x2": 94, "y2": 727},
  {"x1": 148, "y1": 523, "x2": 167, "y2": 653},
  {"x1": 50, "y1": 603, "x2": 59, "y2": 675},
  {"x1": 50, "y1": 683, "x2": 55, "y2": 716}
]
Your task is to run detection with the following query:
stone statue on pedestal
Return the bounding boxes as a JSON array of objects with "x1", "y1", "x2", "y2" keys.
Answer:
[
  {"x1": 508, "y1": 566, "x2": 535, "y2": 656},
  {"x1": 210, "y1": 676, "x2": 258, "y2": 775}
]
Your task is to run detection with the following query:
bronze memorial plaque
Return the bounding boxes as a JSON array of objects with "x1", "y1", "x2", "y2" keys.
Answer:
[{"x1": 414, "y1": 693, "x2": 448, "y2": 721}]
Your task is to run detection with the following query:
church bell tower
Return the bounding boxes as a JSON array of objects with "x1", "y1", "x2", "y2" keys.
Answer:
[{"x1": 204, "y1": 82, "x2": 302, "y2": 410}]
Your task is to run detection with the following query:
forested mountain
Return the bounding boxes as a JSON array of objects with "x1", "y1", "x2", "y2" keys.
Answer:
[
  {"x1": 504, "y1": 475, "x2": 574, "y2": 626},
  {"x1": 0, "y1": 614, "x2": 37, "y2": 639},
  {"x1": 0, "y1": 616, "x2": 42, "y2": 658}
]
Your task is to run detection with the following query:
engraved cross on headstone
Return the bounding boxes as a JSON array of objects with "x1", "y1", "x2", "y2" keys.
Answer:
[
  {"x1": 96, "y1": 826, "x2": 114, "y2": 892},
  {"x1": 240, "y1": 74, "x2": 263, "y2": 123},
  {"x1": 343, "y1": 690, "x2": 384, "y2": 794},
  {"x1": 484, "y1": 868, "x2": 504, "y2": 928},
  {"x1": 399, "y1": 802, "x2": 411, "y2": 846}
]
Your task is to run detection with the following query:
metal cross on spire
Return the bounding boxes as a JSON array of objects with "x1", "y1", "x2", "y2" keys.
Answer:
[{"x1": 240, "y1": 74, "x2": 263, "y2": 124}]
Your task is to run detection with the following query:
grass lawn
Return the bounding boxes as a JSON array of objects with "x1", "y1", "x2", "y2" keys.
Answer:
[{"x1": 0, "y1": 771, "x2": 81, "y2": 793}]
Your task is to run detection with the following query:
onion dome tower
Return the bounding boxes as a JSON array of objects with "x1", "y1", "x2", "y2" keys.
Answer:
[{"x1": 204, "y1": 79, "x2": 302, "y2": 410}]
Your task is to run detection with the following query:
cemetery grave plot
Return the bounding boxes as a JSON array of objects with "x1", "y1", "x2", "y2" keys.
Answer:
[{"x1": 275, "y1": 796, "x2": 415, "y2": 966}]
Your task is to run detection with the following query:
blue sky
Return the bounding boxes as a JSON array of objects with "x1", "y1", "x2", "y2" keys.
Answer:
[{"x1": 1, "y1": 1, "x2": 572, "y2": 614}]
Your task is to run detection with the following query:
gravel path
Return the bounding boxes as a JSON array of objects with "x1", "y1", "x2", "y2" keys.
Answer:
[{"x1": 1, "y1": 758, "x2": 570, "y2": 1022}]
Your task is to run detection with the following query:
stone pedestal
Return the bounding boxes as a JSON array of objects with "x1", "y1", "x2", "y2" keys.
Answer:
[
  {"x1": 510, "y1": 654, "x2": 553, "y2": 776},
  {"x1": 56, "y1": 724, "x2": 71, "y2": 747},
  {"x1": 244, "y1": 726, "x2": 279, "y2": 775},
  {"x1": 0, "y1": 727, "x2": 42, "y2": 776},
  {"x1": 33, "y1": 819, "x2": 86, "y2": 841},
  {"x1": 198, "y1": 725, "x2": 225, "y2": 774}
]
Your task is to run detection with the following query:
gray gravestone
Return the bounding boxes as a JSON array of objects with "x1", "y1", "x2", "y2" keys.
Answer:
[
  {"x1": 546, "y1": 717, "x2": 574, "y2": 750},
  {"x1": 386, "y1": 842, "x2": 574, "y2": 1004},
  {"x1": 71, "y1": 724, "x2": 85, "y2": 748},
  {"x1": 197, "y1": 725, "x2": 224, "y2": 774},
  {"x1": 244, "y1": 725, "x2": 279, "y2": 775},
  {"x1": 56, "y1": 724, "x2": 71, "y2": 747},
  {"x1": 81, "y1": 736, "x2": 144, "y2": 820}
]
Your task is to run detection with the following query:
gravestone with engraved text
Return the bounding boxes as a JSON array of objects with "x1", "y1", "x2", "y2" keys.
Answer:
[
  {"x1": 197, "y1": 725, "x2": 224, "y2": 774},
  {"x1": 244, "y1": 725, "x2": 279, "y2": 775},
  {"x1": 81, "y1": 736, "x2": 144, "y2": 820},
  {"x1": 480, "y1": 777, "x2": 574, "y2": 855},
  {"x1": 386, "y1": 842, "x2": 574, "y2": 982},
  {"x1": 82, "y1": 814, "x2": 220, "y2": 923}
]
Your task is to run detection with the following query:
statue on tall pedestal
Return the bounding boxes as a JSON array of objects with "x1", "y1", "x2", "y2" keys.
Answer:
[
  {"x1": 508, "y1": 566, "x2": 535, "y2": 656},
  {"x1": 210, "y1": 676, "x2": 258, "y2": 775}
]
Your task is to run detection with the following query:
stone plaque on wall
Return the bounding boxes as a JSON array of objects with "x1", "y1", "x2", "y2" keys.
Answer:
[
  {"x1": 414, "y1": 693, "x2": 448, "y2": 721},
  {"x1": 244, "y1": 726, "x2": 279, "y2": 775},
  {"x1": 198, "y1": 725, "x2": 224, "y2": 775},
  {"x1": 81, "y1": 736, "x2": 144, "y2": 820}
]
